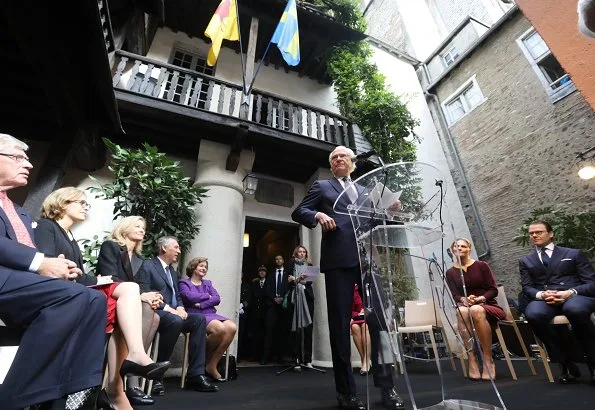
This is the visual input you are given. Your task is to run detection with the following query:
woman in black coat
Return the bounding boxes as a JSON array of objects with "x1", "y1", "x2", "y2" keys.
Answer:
[{"x1": 96, "y1": 216, "x2": 162, "y2": 404}]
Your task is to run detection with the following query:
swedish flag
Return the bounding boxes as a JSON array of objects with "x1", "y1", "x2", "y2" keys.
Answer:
[{"x1": 271, "y1": 0, "x2": 300, "y2": 66}]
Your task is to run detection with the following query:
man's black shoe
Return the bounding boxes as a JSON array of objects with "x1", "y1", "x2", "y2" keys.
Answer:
[
  {"x1": 558, "y1": 362, "x2": 581, "y2": 384},
  {"x1": 336, "y1": 393, "x2": 365, "y2": 410},
  {"x1": 126, "y1": 386, "x2": 155, "y2": 405},
  {"x1": 151, "y1": 381, "x2": 165, "y2": 396},
  {"x1": 185, "y1": 375, "x2": 219, "y2": 392},
  {"x1": 381, "y1": 387, "x2": 405, "y2": 409}
]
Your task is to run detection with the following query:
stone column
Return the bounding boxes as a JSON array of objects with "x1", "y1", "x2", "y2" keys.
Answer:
[{"x1": 187, "y1": 140, "x2": 255, "y2": 356}]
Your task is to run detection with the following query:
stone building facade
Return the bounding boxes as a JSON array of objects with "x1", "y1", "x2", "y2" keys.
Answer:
[{"x1": 427, "y1": 10, "x2": 594, "y2": 293}]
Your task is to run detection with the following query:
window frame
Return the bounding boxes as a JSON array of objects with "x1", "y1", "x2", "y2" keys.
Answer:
[
  {"x1": 516, "y1": 28, "x2": 576, "y2": 103},
  {"x1": 442, "y1": 46, "x2": 459, "y2": 67},
  {"x1": 441, "y1": 75, "x2": 487, "y2": 126}
]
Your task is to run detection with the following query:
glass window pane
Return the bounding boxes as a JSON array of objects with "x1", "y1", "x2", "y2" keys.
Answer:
[
  {"x1": 463, "y1": 84, "x2": 483, "y2": 108},
  {"x1": 447, "y1": 99, "x2": 465, "y2": 122},
  {"x1": 524, "y1": 32, "x2": 549, "y2": 60}
]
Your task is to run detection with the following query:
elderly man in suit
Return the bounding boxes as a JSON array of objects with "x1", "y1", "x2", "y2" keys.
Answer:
[
  {"x1": 138, "y1": 236, "x2": 218, "y2": 395},
  {"x1": 520, "y1": 219, "x2": 595, "y2": 385},
  {"x1": 291, "y1": 145, "x2": 404, "y2": 410},
  {"x1": 0, "y1": 133, "x2": 106, "y2": 410}
]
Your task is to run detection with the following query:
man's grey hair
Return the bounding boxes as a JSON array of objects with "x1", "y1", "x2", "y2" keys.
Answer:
[
  {"x1": 156, "y1": 236, "x2": 178, "y2": 254},
  {"x1": 0, "y1": 133, "x2": 28, "y2": 152},
  {"x1": 329, "y1": 145, "x2": 356, "y2": 174}
]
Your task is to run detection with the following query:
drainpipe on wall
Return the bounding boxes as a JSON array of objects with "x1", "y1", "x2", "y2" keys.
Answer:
[{"x1": 421, "y1": 65, "x2": 490, "y2": 259}]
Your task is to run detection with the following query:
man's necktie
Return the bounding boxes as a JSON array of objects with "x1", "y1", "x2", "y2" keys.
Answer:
[
  {"x1": 541, "y1": 249, "x2": 551, "y2": 268},
  {"x1": 0, "y1": 191, "x2": 35, "y2": 248},
  {"x1": 276, "y1": 269, "x2": 282, "y2": 295},
  {"x1": 165, "y1": 266, "x2": 178, "y2": 308},
  {"x1": 342, "y1": 177, "x2": 358, "y2": 203}
]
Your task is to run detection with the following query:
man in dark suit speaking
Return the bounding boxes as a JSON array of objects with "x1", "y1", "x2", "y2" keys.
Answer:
[
  {"x1": 0, "y1": 133, "x2": 106, "y2": 410},
  {"x1": 520, "y1": 220, "x2": 595, "y2": 385},
  {"x1": 138, "y1": 236, "x2": 218, "y2": 395},
  {"x1": 292, "y1": 145, "x2": 404, "y2": 410}
]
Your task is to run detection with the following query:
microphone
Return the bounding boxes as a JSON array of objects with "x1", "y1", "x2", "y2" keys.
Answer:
[
  {"x1": 351, "y1": 150, "x2": 377, "y2": 161},
  {"x1": 446, "y1": 248, "x2": 453, "y2": 261}
]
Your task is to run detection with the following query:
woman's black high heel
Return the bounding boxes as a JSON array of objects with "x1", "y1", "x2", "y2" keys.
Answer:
[
  {"x1": 119, "y1": 359, "x2": 171, "y2": 381},
  {"x1": 96, "y1": 389, "x2": 115, "y2": 410}
]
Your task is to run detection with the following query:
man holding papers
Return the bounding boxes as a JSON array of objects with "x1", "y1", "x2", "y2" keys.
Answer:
[{"x1": 292, "y1": 146, "x2": 404, "y2": 410}]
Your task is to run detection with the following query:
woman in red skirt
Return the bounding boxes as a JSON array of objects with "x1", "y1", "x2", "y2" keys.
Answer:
[
  {"x1": 35, "y1": 187, "x2": 169, "y2": 410},
  {"x1": 351, "y1": 284, "x2": 371, "y2": 375}
]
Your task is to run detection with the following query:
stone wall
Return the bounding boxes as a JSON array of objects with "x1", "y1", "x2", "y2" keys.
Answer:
[
  {"x1": 433, "y1": 12, "x2": 595, "y2": 294},
  {"x1": 430, "y1": 0, "x2": 493, "y2": 31}
]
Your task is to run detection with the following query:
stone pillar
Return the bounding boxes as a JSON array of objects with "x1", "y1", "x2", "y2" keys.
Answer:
[{"x1": 187, "y1": 140, "x2": 255, "y2": 356}]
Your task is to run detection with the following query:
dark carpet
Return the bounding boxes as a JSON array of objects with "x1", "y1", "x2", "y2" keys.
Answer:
[{"x1": 150, "y1": 361, "x2": 593, "y2": 410}]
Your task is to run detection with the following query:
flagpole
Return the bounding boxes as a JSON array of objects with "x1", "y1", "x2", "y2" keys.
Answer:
[{"x1": 235, "y1": 0, "x2": 248, "y2": 96}]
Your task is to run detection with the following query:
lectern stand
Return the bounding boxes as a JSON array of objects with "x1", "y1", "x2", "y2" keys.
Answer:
[{"x1": 334, "y1": 161, "x2": 507, "y2": 410}]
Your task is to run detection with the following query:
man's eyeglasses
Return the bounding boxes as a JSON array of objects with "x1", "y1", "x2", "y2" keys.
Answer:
[
  {"x1": 69, "y1": 200, "x2": 91, "y2": 209},
  {"x1": 330, "y1": 153, "x2": 350, "y2": 162},
  {"x1": 0, "y1": 153, "x2": 30, "y2": 164},
  {"x1": 529, "y1": 231, "x2": 546, "y2": 236}
]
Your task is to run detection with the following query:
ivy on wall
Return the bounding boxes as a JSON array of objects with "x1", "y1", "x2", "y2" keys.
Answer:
[{"x1": 309, "y1": 0, "x2": 420, "y2": 162}]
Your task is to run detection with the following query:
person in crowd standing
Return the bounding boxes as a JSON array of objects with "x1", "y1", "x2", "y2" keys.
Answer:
[
  {"x1": 179, "y1": 257, "x2": 237, "y2": 382},
  {"x1": 291, "y1": 145, "x2": 405, "y2": 410},
  {"x1": 250, "y1": 265, "x2": 269, "y2": 363},
  {"x1": 262, "y1": 254, "x2": 290, "y2": 364},
  {"x1": 287, "y1": 245, "x2": 315, "y2": 369}
]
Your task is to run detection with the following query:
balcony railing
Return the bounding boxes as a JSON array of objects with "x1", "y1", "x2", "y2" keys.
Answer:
[{"x1": 112, "y1": 50, "x2": 355, "y2": 147}]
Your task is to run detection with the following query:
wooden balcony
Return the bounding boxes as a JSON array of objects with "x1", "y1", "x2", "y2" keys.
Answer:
[{"x1": 112, "y1": 50, "x2": 357, "y2": 150}]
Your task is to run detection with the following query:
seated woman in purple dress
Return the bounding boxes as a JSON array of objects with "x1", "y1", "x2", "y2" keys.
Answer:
[
  {"x1": 179, "y1": 257, "x2": 237, "y2": 382},
  {"x1": 446, "y1": 238, "x2": 505, "y2": 381}
]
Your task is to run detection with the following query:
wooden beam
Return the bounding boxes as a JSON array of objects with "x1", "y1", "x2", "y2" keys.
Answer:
[{"x1": 240, "y1": 16, "x2": 259, "y2": 120}]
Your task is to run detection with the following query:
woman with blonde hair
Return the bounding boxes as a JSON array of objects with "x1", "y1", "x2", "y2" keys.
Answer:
[
  {"x1": 35, "y1": 188, "x2": 169, "y2": 410},
  {"x1": 446, "y1": 238, "x2": 505, "y2": 381},
  {"x1": 179, "y1": 257, "x2": 237, "y2": 382},
  {"x1": 97, "y1": 215, "x2": 163, "y2": 405}
]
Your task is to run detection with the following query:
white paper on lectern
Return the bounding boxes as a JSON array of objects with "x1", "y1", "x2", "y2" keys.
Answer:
[
  {"x1": 368, "y1": 182, "x2": 401, "y2": 210},
  {"x1": 302, "y1": 265, "x2": 321, "y2": 281}
]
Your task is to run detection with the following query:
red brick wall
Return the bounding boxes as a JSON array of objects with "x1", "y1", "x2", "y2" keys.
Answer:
[{"x1": 516, "y1": 0, "x2": 595, "y2": 110}]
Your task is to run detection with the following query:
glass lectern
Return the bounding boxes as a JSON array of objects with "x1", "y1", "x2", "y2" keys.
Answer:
[{"x1": 333, "y1": 162, "x2": 507, "y2": 410}]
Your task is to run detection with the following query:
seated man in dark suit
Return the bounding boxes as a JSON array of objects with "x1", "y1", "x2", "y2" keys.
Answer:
[
  {"x1": 0, "y1": 133, "x2": 106, "y2": 410},
  {"x1": 138, "y1": 236, "x2": 218, "y2": 395},
  {"x1": 520, "y1": 219, "x2": 595, "y2": 385}
]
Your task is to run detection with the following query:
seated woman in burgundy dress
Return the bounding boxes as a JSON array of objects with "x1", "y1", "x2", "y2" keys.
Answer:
[
  {"x1": 179, "y1": 257, "x2": 237, "y2": 382},
  {"x1": 446, "y1": 238, "x2": 505, "y2": 381}
]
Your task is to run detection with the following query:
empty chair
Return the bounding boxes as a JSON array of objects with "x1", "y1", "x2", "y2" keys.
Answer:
[{"x1": 399, "y1": 298, "x2": 457, "y2": 373}]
